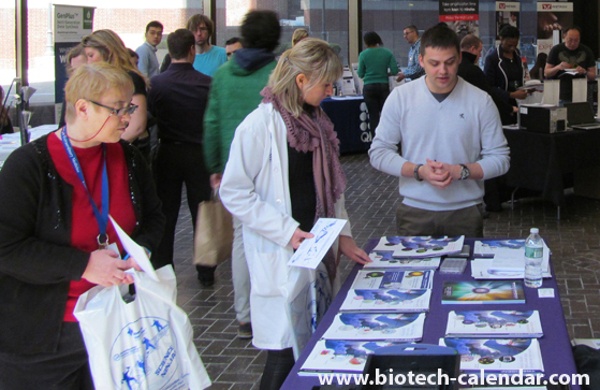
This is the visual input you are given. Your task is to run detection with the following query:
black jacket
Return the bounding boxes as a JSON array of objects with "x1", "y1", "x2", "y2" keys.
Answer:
[
  {"x1": 459, "y1": 51, "x2": 515, "y2": 125},
  {"x1": 0, "y1": 136, "x2": 164, "y2": 354}
]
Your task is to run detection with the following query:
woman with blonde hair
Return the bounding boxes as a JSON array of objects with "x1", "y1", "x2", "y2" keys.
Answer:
[
  {"x1": 291, "y1": 27, "x2": 309, "y2": 46},
  {"x1": 220, "y1": 38, "x2": 370, "y2": 390},
  {"x1": 0, "y1": 62, "x2": 163, "y2": 388},
  {"x1": 82, "y1": 29, "x2": 150, "y2": 158}
]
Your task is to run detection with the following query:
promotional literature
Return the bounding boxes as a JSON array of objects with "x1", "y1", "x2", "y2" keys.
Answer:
[
  {"x1": 440, "y1": 338, "x2": 544, "y2": 374},
  {"x1": 298, "y1": 339, "x2": 408, "y2": 376},
  {"x1": 445, "y1": 310, "x2": 543, "y2": 338},
  {"x1": 474, "y1": 240, "x2": 550, "y2": 271},
  {"x1": 322, "y1": 312, "x2": 425, "y2": 341},
  {"x1": 441, "y1": 281, "x2": 525, "y2": 304},
  {"x1": 339, "y1": 289, "x2": 431, "y2": 312},
  {"x1": 364, "y1": 251, "x2": 441, "y2": 270},
  {"x1": 351, "y1": 269, "x2": 434, "y2": 290},
  {"x1": 372, "y1": 236, "x2": 464, "y2": 258}
]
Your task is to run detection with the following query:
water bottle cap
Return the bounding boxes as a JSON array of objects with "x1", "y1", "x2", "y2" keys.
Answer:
[{"x1": 530, "y1": 227, "x2": 539, "y2": 234}]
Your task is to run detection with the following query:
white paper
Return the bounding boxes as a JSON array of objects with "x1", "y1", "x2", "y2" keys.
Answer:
[
  {"x1": 109, "y1": 215, "x2": 158, "y2": 281},
  {"x1": 471, "y1": 258, "x2": 552, "y2": 280},
  {"x1": 288, "y1": 218, "x2": 347, "y2": 269},
  {"x1": 537, "y1": 288, "x2": 555, "y2": 298}
]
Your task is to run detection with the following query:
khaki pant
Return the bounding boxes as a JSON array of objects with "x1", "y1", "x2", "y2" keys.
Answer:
[{"x1": 396, "y1": 203, "x2": 484, "y2": 237}]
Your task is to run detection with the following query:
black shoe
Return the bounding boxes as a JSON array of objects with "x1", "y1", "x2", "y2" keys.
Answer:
[
  {"x1": 196, "y1": 265, "x2": 215, "y2": 287},
  {"x1": 238, "y1": 322, "x2": 253, "y2": 339}
]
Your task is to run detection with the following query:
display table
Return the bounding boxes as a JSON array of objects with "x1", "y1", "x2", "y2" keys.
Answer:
[
  {"x1": 321, "y1": 96, "x2": 372, "y2": 154},
  {"x1": 0, "y1": 124, "x2": 57, "y2": 170},
  {"x1": 503, "y1": 128, "x2": 600, "y2": 209},
  {"x1": 282, "y1": 238, "x2": 580, "y2": 389}
]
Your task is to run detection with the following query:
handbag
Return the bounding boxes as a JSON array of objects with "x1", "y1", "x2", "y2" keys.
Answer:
[
  {"x1": 74, "y1": 266, "x2": 211, "y2": 390},
  {"x1": 193, "y1": 190, "x2": 233, "y2": 267}
]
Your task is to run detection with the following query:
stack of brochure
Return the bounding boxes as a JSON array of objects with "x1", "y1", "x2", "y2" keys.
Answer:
[
  {"x1": 442, "y1": 308, "x2": 544, "y2": 375},
  {"x1": 439, "y1": 338, "x2": 544, "y2": 374},
  {"x1": 298, "y1": 339, "x2": 408, "y2": 376},
  {"x1": 372, "y1": 235, "x2": 465, "y2": 259},
  {"x1": 445, "y1": 310, "x2": 543, "y2": 338},
  {"x1": 471, "y1": 239, "x2": 552, "y2": 279},
  {"x1": 339, "y1": 269, "x2": 434, "y2": 312},
  {"x1": 299, "y1": 239, "x2": 440, "y2": 377},
  {"x1": 365, "y1": 251, "x2": 441, "y2": 270}
]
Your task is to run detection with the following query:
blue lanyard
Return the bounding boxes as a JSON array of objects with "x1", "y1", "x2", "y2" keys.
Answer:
[{"x1": 61, "y1": 127, "x2": 110, "y2": 247}]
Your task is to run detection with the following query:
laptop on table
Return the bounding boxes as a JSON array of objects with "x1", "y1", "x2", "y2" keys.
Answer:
[{"x1": 565, "y1": 102, "x2": 600, "y2": 130}]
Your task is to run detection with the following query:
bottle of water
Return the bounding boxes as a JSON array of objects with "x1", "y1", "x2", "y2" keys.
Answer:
[{"x1": 524, "y1": 228, "x2": 544, "y2": 288}]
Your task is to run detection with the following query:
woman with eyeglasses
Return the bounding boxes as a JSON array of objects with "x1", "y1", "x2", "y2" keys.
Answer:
[
  {"x1": 0, "y1": 63, "x2": 164, "y2": 388},
  {"x1": 82, "y1": 29, "x2": 151, "y2": 161}
]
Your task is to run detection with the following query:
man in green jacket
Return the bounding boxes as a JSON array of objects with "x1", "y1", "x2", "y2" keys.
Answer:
[{"x1": 202, "y1": 9, "x2": 281, "y2": 339}]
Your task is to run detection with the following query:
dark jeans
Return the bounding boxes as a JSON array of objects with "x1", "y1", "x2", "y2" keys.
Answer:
[
  {"x1": 153, "y1": 141, "x2": 211, "y2": 269},
  {"x1": 260, "y1": 348, "x2": 295, "y2": 390},
  {"x1": 0, "y1": 322, "x2": 94, "y2": 390},
  {"x1": 362, "y1": 82, "x2": 391, "y2": 133}
]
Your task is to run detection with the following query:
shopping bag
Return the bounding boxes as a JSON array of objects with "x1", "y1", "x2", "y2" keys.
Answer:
[
  {"x1": 74, "y1": 266, "x2": 211, "y2": 390},
  {"x1": 193, "y1": 190, "x2": 233, "y2": 267}
]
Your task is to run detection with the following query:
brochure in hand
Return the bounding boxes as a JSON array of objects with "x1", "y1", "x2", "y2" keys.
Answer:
[
  {"x1": 364, "y1": 251, "x2": 441, "y2": 270},
  {"x1": 351, "y1": 269, "x2": 434, "y2": 290},
  {"x1": 339, "y1": 289, "x2": 431, "y2": 313},
  {"x1": 441, "y1": 280, "x2": 525, "y2": 305},
  {"x1": 445, "y1": 310, "x2": 543, "y2": 338},
  {"x1": 298, "y1": 339, "x2": 408, "y2": 376},
  {"x1": 322, "y1": 312, "x2": 426, "y2": 341},
  {"x1": 372, "y1": 236, "x2": 464, "y2": 258},
  {"x1": 440, "y1": 338, "x2": 544, "y2": 374}
]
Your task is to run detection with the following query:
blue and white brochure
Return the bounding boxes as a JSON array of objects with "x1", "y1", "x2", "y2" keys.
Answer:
[{"x1": 288, "y1": 218, "x2": 347, "y2": 269}]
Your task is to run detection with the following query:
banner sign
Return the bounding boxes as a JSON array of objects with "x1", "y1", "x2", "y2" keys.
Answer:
[
  {"x1": 537, "y1": 1, "x2": 573, "y2": 55},
  {"x1": 54, "y1": 4, "x2": 95, "y2": 104},
  {"x1": 495, "y1": 2, "x2": 520, "y2": 40},
  {"x1": 439, "y1": 1, "x2": 480, "y2": 38}
]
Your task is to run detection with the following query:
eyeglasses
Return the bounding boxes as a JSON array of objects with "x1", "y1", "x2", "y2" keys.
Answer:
[{"x1": 88, "y1": 100, "x2": 138, "y2": 116}]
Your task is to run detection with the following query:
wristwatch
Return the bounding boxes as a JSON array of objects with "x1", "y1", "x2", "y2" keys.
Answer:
[
  {"x1": 458, "y1": 164, "x2": 470, "y2": 180},
  {"x1": 414, "y1": 164, "x2": 423, "y2": 182}
]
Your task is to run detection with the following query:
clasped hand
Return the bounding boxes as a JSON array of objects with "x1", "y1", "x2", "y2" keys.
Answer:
[
  {"x1": 82, "y1": 249, "x2": 142, "y2": 287},
  {"x1": 419, "y1": 159, "x2": 459, "y2": 188}
]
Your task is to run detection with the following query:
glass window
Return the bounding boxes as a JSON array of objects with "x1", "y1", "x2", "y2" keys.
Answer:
[
  {"x1": 4, "y1": 0, "x2": 203, "y2": 126},
  {"x1": 214, "y1": 0, "x2": 349, "y2": 66}
]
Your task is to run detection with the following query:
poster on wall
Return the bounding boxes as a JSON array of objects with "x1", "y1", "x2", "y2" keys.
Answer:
[
  {"x1": 495, "y1": 2, "x2": 520, "y2": 41},
  {"x1": 54, "y1": 4, "x2": 95, "y2": 105},
  {"x1": 439, "y1": 0, "x2": 480, "y2": 40},
  {"x1": 537, "y1": 1, "x2": 573, "y2": 55}
]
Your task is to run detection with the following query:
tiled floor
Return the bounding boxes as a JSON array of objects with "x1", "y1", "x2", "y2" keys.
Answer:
[{"x1": 171, "y1": 152, "x2": 600, "y2": 389}]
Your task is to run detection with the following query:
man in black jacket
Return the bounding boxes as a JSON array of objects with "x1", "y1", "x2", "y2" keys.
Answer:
[
  {"x1": 458, "y1": 34, "x2": 513, "y2": 212},
  {"x1": 458, "y1": 34, "x2": 515, "y2": 125}
]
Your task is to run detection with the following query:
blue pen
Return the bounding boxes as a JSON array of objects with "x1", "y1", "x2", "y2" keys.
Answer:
[{"x1": 122, "y1": 253, "x2": 130, "y2": 261}]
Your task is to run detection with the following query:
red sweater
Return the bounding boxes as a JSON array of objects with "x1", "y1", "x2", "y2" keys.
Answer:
[{"x1": 48, "y1": 133, "x2": 136, "y2": 321}]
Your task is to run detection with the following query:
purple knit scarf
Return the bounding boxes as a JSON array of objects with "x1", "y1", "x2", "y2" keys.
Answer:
[{"x1": 261, "y1": 86, "x2": 347, "y2": 280}]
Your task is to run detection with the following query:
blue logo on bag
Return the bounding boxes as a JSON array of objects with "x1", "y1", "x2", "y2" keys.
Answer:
[{"x1": 111, "y1": 316, "x2": 184, "y2": 389}]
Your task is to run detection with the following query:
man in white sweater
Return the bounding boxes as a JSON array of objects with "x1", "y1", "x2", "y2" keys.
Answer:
[{"x1": 369, "y1": 24, "x2": 510, "y2": 237}]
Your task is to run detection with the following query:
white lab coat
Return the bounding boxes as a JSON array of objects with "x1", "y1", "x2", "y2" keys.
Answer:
[{"x1": 220, "y1": 102, "x2": 352, "y2": 355}]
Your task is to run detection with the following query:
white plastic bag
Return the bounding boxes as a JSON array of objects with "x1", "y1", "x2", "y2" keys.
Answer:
[{"x1": 74, "y1": 266, "x2": 211, "y2": 390}]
